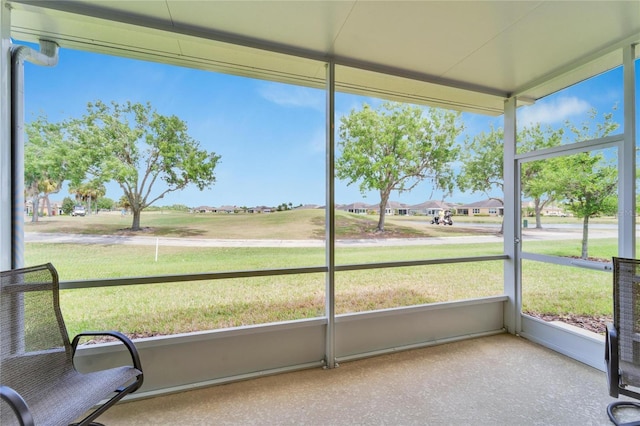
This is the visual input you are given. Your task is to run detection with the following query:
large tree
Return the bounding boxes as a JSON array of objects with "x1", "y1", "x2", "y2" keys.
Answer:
[
  {"x1": 548, "y1": 109, "x2": 619, "y2": 259},
  {"x1": 336, "y1": 102, "x2": 462, "y2": 232},
  {"x1": 457, "y1": 121, "x2": 588, "y2": 231},
  {"x1": 67, "y1": 101, "x2": 221, "y2": 230},
  {"x1": 456, "y1": 125, "x2": 509, "y2": 233},
  {"x1": 24, "y1": 117, "x2": 68, "y2": 222},
  {"x1": 457, "y1": 111, "x2": 616, "y2": 233},
  {"x1": 457, "y1": 125, "x2": 504, "y2": 203},
  {"x1": 518, "y1": 124, "x2": 564, "y2": 228},
  {"x1": 552, "y1": 153, "x2": 617, "y2": 259}
]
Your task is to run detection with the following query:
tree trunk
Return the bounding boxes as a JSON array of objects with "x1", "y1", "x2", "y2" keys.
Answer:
[
  {"x1": 581, "y1": 216, "x2": 589, "y2": 259},
  {"x1": 377, "y1": 194, "x2": 389, "y2": 232},
  {"x1": 31, "y1": 195, "x2": 39, "y2": 223},
  {"x1": 534, "y1": 198, "x2": 543, "y2": 229},
  {"x1": 44, "y1": 196, "x2": 52, "y2": 216},
  {"x1": 131, "y1": 208, "x2": 142, "y2": 231}
]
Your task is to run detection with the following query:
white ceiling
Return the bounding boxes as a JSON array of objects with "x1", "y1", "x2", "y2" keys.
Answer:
[{"x1": 7, "y1": 0, "x2": 640, "y2": 115}]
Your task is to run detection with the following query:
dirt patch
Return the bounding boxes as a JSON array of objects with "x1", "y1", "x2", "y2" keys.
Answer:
[
  {"x1": 526, "y1": 312, "x2": 611, "y2": 334},
  {"x1": 115, "y1": 227, "x2": 155, "y2": 235},
  {"x1": 566, "y1": 255, "x2": 611, "y2": 263}
]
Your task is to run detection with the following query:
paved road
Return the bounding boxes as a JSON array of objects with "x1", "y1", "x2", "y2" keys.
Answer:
[{"x1": 24, "y1": 226, "x2": 618, "y2": 248}]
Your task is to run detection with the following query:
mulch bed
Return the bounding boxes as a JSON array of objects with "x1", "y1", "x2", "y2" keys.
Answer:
[{"x1": 526, "y1": 312, "x2": 611, "y2": 334}]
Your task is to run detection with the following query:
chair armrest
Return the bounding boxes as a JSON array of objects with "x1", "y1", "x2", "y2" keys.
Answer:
[
  {"x1": 71, "y1": 331, "x2": 143, "y2": 390},
  {"x1": 0, "y1": 385, "x2": 35, "y2": 426}
]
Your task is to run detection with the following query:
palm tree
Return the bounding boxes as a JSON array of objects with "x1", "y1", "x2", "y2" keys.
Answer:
[
  {"x1": 39, "y1": 179, "x2": 61, "y2": 217},
  {"x1": 69, "y1": 182, "x2": 106, "y2": 215}
]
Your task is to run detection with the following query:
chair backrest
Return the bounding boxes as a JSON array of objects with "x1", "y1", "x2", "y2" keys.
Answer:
[
  {"x1": 0, "y1": 263, "x2": 72, "y2": 394},
  {"x1": 613, "y1": 257, "x2": 640, "y2": 387}
]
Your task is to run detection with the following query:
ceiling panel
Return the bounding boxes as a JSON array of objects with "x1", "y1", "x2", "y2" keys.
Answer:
[
  {"x1": 168, "y1": 0, "x2": 355, "y2": 54},
  {"x1": 333, "y1": 1, "x2": 541, "y2": 80},
  {"x1": 7, "y1": 0, "x2": 640, "y2": 116},
  {"x1": 448, "y1": 1, "x2": 640, "y2": 94}
]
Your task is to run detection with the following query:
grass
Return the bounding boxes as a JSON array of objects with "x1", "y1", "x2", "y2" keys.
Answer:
[
  {"x1": 25, "y1": 239, "x2": 616, "y2": 338},
  {"x1": 27, "y1": 209, "x2": 502, "y2": 239},
  {"x1": 22, "y1": 210, "x2": 627, "y2": 338}
]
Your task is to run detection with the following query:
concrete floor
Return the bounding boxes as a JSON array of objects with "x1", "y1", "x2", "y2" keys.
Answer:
[{"x1": 96, "y1": 333, "x2": 635, "y2": 426}]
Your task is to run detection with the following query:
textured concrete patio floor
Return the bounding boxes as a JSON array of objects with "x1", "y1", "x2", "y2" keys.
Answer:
[{"x1": 97, "y1": 333, "x2": 636, "y2": 425}]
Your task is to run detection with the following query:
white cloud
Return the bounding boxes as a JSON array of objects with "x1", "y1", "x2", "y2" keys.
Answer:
[
  {"x1": 258, "y1": 83, "x2": 324, "y2": 110},
  {"x1": 518, "y1": 96, "x2": 591, "y2": 127}
]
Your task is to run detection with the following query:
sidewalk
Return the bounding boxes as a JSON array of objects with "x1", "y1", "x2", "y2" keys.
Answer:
[{"x1": 23, "y1": 227, "x2": 614, "y2": 248}]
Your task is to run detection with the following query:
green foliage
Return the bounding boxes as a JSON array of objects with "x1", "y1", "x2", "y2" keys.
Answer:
[
  {"x1": 62, "y1": 197, "x2": 75, "y2": 215},
  {"x1": 458, "y1": 107, "x2": 619, "y2": 237},
  {"x1": 69, "y1": 181, "x2": 106, "y2": 215},
  {"x1": 551, "y1": 110, "x2": 619, "y2": 259},
  {"x1": 118, "y1": 195, "x2": 130, "y2": 209},
  {"x1": 457, "y1": 125, "x2": 504, "y2": 197},
  {"x1": 336, "y1": 102, "x2": 462, "y2": 232},
  {"x1": 146, "y1": 204, "x2": 190, "y2": 212},
  {"x1": 457, "y1": 123, "x2": 563, "y2": 218},
  {"x1": 65, "y1": 101, "x2": 221, "y2": 230},
  {"x1": 97, "y1": 197, "x2": 115, "y2": 211},
  {"x1": 553, "y1": 152, "x2": 617, "y2": 213},
  {"x1": 519, "y1": 124, "x2": 564, "y2": 227},
  {"x1": 276, "y1": 202, "x2": 293, "y2": 211},
  {"x1": 24, "y1": 117, "x2": 69, "y2": 222}
]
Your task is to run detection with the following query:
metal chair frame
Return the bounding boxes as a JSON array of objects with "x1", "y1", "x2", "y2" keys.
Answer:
[
  {"x1": 0, "y1": 263, "x2": 143, "y2": 426},
  {"x1": 606, "y1": 257, "x2": 640, "y2": 426}
]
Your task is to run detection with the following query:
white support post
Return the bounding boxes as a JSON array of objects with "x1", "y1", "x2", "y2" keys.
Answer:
[
  {"x1": 503, "y1": 97, "x2": 520, "y2": 334},
  {"x1": 620, "y1": 44, "x2": 636, "y2": 259},
  {"x1": 0, "y1": 0, "x2": 11, "y2": 270},
  {"x1": 325, "y1": 61, "x2": 336, "y2": 368}
]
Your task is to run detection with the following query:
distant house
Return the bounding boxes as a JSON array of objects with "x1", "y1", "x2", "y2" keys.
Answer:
[
  {"x1": 457, "y1": 199, "x2": 504, "y2": 217},
  {"x1": 542, "y1": 204, "x2": 568, "y2": 217},
  {"x1": 194, "y1": 205, "x2": 216, "y2": 213},
  {"x1": 521, "y1": 201, "x2": 569, "y2": 217},
  {"x1": 340, "y1": 201, "x2": 410, "y2": 216},
  {"x1": 385, "y1": 201, "x2": 410, "y2": 216},
  {"x1": 25, "y1": 199, "x2": 63, "y2": 216},
  {"x1": 342, "y1": 202, "x2": 370, "y2": 215},
  {"x1": 408, "y1": 200, "x2": 452, "y2": 216},
  {"x1": 217, "y1": 205, "x2": 237, "y2": 214}
]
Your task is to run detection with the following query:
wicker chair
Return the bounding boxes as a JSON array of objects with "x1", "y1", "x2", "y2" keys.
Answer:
[
  {"x1": 606, "y1": 257, "x2": 640, "y2": 426},
  {"x1": 0, "y1": 263, "x2": 143, "y2": 426}
]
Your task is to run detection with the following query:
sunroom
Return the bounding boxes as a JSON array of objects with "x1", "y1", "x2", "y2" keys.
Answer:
[{"x1": 1, "y1": 1, "x2": 639, "y2": 424}]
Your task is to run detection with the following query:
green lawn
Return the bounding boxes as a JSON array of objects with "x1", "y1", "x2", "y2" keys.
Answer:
[
  {"x1": 23, "y1": 209, "x2": 627, "y2": 338},
  {"x1": 25, "y1": 237, "x2": 618, "y2": 338},
  {"x1": 26, "y1": 208, "x2": 538, "y2": 239}
]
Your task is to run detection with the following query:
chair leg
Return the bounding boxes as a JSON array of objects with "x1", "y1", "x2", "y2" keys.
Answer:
[
  {"x1": 607, "y1": 401, "x2": 640, "y2": 426},
  {"x1": 607, "y1": 324, "x2": 620, "y2": 398}
]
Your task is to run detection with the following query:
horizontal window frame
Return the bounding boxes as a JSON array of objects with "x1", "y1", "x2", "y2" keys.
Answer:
[{"x1": 60, "y1": 254, "x2": 508, "y2": 290}]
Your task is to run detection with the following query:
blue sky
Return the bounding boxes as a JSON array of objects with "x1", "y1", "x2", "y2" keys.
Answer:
[{"x1": 23, "y1": 44, "x2": 637, "y2": 208}]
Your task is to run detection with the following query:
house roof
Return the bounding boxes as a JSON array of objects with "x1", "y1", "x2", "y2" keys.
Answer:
[
  {"x1": 459, "y1": 199, "x2": 504, "y2": 209},
  {"x1": 385, "y1": 201, "x2": 409, "y2": 209},
  {"x1": 408, "y1": 200, "x2": 452, "y2": 210},
  {"x1": 9, "y1": 1, "x2": 640, "y2": 116},
  {"x1": 342, "y1": 202, "x2": 369, "y2": 210}
]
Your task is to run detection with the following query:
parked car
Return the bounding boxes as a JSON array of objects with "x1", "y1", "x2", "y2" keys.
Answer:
[{"x1": 71, "y1": 206, "x2": 86, "y2": 217}]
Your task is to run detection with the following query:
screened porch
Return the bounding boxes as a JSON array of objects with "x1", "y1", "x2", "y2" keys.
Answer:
[{"x1": 1, "y1": 2, "x2": 639, "y2": 425}]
